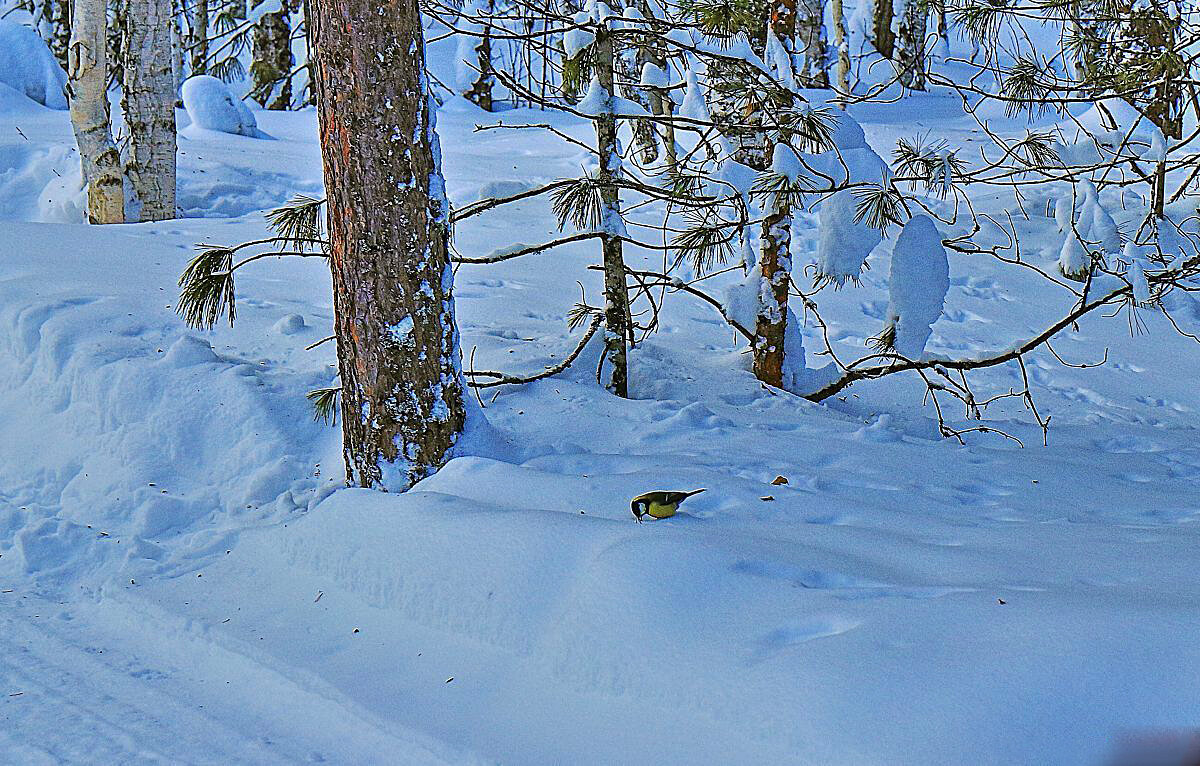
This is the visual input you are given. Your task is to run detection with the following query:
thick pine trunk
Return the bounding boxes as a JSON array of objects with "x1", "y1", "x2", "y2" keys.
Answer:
[
  {"x1": 67, "y1": 0, "x2": 124, "y2": 224},
  {"x1": 593, "y1": 22, "x2": 631, "y2": 398},
  {"x1": 310, "y1": 0, "x2": 466, "y2": 490},
  {"x1": 122, "y1": 0, "x2": 177, "y2": 220},
  {"x1": 252, "y1": 6, "x2": 294, "y2": 109}
]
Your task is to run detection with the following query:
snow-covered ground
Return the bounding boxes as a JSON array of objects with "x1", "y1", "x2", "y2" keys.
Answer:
[{"x1": 3, "y1": 47, "x2": 1200, "y2": 766}]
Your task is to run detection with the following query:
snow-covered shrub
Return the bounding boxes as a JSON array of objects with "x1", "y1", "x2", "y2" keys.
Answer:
[
  {"x1": 1057, "y1": 181, "x2": 1119, "y2": 280},
  {"x1": 0, "y1": 19, "x2": 67, "y2": 109},
  {"x1": 885, "y1": 215, "x2": 949, "y2": 359},
  {"x1": 813, "y1": 112, "x2": 888, "y2": 285},
  {"x1": 181, "y1": 76, "x2": 265, "y2": 138}
]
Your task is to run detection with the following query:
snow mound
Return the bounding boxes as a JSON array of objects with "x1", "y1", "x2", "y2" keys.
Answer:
[
  {"x1": 181, "y1": 76, "x2": 268, "y2": 138},
  {"x1": 0, "y1": 20, "x2": 68, "y2": 109}
]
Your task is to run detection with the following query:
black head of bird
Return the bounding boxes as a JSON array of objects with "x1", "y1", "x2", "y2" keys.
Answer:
[{"x1": 630, "y1": 489, "x2": 705, "y2": 522}]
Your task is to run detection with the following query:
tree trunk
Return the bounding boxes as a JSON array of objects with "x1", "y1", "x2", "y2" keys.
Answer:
[
  {"x1": 252, "y1": 6, "x2": 294, "y2": 108},
  {"x1": 122, "y1": 0, "x2": 177, "y2": 220},
  {"x1": 895, "y1": 0, "x2": 927, "y2": 90},
  {"x1": 33, "y1": 0, "x2": 52, "y2": 41},
  {"x1": 754, "y1": 208, "x2": 792, "y2": 387},
  {"x1": 310, "y1": 0, "x2": 467, "y2": 490},
  {"x1": 796, "y1": 0, "x2": 828, "y2": 88},
  {"x1": 754, "y1": 0, "x2": 797, "y2": 388},
  {"x1": 67, "y1": 0, "x2": 124, "y2": 224},
  {"x1": 871, "y1": 0, "x2": 894, "y2": 59},
  {"x1": 832, "y1": 0, "x2": 850, "y2": 102},
  {"x1": 50, "y1": 0, "x2": 71, "y2": 69},
  {"x1": 107, "y1": 1, "x2": 125, "y2": 87},
  {"x1": 593, "y1": 21, "x2": 631, "y2": 398},
  {"x1": 190, "y1": 0, "x2": 208, "y2": 75},
  {"x1": 171, "y1": 0, "x2": 184, "y2": 94},
  {"x1": 463, "y1": 0, "x2": 495, "y2": 111}
]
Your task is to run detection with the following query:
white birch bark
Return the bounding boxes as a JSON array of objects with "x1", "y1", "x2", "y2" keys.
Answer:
[
  {"x1": 67, "y1": 0, "x2": 125, "y2": 225},
  {"x1": 122, "y1": 0, "x2": 178, "y2": 221}
]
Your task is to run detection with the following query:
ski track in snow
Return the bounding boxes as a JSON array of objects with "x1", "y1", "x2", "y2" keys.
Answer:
[{"x1": 0, "y1": 591, "x2": 469, "y2": 765}]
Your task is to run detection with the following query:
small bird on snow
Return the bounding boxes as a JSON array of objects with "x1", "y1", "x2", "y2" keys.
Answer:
[{"x1": 630, "y1": 489, "x2": 705, "y2": 522}]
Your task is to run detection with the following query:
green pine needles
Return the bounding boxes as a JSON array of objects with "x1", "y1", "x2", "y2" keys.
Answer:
[{"x1": 178, "y1": 246, "x2": 236, "y2": 329}]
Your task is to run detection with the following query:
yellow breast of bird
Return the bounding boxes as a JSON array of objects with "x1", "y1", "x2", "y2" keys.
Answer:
[{"x1": 646, "y1": 500, "x2": 678, "y2": 519}]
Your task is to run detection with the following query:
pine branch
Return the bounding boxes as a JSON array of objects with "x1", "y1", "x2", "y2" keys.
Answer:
[
  {"x1": 551, "y1": 176, "x2": 605, "y2": 231},
  {"x1": 177, "y1": 247, "x2": 236, "y2": 329},
  {"x1": 306, "y1": 386, "x2": 341, "y2": 425},
  {"x1": 265, "y1": 196, "x2": 326, "y2": 252}
]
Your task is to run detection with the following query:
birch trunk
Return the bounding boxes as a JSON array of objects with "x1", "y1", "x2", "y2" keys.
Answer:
[
  {"x1": 172, "y1": 2, "x2": 184, "y2": 93},
  {"x1": 122, "y1": 0, "x2": 177, "y2": 220},
  {"x1": 593, "y1": 21, "x2": 631, "y2": 398},
  {"x1": 310, "y1": 0, "x2": 467, "y2": 490},
  {"x1": 67, "y1": 0, "x2": 124, "y2": 224}
]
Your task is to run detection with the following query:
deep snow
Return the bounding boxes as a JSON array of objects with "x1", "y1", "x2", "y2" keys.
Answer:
[{"x1": 2, "y1": 37, "x2": 1200, "y2": 766}]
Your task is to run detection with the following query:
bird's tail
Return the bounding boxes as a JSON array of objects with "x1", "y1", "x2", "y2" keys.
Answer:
[{"x1": 682, "y1": 488, "x2": 706, "y2": 499}]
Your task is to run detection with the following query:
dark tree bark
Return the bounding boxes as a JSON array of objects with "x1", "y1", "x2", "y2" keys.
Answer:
[
  {"x1": 51, "y1": 0, "x2": 71, "y2": 69},
  {"x1": 872, "y1": 0, "x2": 895, "y2": 59},
  {"x1": 753, "y1": 0, "x2": 797, "y2": 388},
  {"x1": 251, "y1": 4, "x2": 294, "y2": 109},
  {"x1": 310, "y1": 0, "x2": 466, "y2": 491},
  {"x1": 463, "y1": 0, "x2": 495, "y2": 111},
  {"x1": 593, "y1": 21, "x2": 631, "y2": 398},
  {"x1": 189, "y1": 0, "x2": 208, "y2": 75}
]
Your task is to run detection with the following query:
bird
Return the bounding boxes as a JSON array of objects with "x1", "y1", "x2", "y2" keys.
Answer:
[{"x1": 630, "y1": 489, "x2": 705, "y2": 522}]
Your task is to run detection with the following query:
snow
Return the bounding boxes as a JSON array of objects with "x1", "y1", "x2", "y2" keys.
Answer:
[
  {"x1": 3, "y1": 32, "x2": 1200, "y2": 766},
  {"x1": 0, "y1": 19, "x2": 67, "y2": 110},
  {"x1": 181, "y1": 75, "x2": 268, "y2": 139},
  {"x1": 817, "y1": 188, "x2": 881, "y2": 285},
  {"x1": 887, "y1": 214, "x2": 950, "y2": 358},
  {"x1": 811, "y1": 111, "x2": 889, "y2": 284},
  {"x1": 575, "y1": 76, "x2": 649, "y2": 119},
  {"x1": 677, "y1": 68, "x2": 712, "y2": 123}
]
